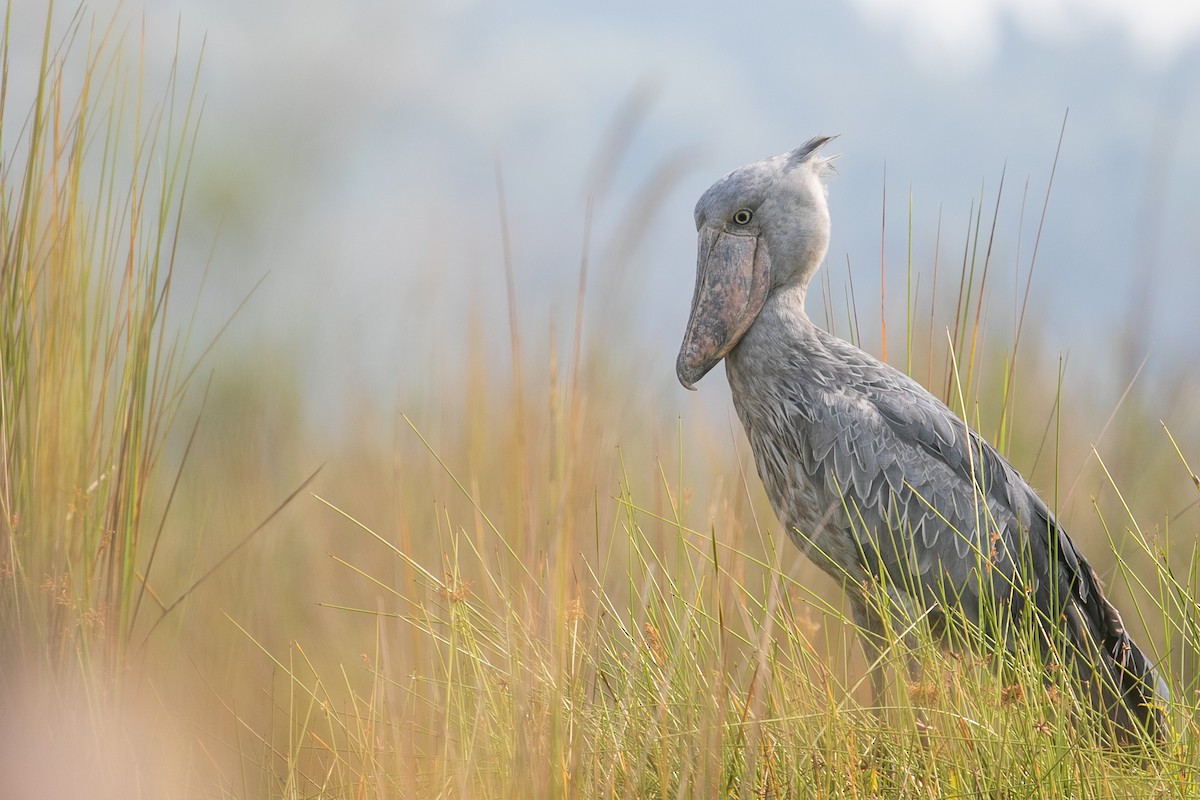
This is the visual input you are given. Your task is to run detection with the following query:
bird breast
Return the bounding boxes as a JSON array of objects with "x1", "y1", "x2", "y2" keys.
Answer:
[{"x1": 725, "y1": 330, "x2": 873, "y2": 584}]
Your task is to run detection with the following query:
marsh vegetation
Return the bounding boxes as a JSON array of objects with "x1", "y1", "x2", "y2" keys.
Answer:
[{"x1": 2, "y1": 6, "x2": 1198, "y2": 798}]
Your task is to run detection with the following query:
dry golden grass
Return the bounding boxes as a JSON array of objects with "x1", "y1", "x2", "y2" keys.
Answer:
[{"x1": 3, "y1": 5, "x2": 1200, "y2": 798}]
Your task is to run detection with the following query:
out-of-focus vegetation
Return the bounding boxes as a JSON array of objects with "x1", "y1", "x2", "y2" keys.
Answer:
[{"x1": 3, "y1": 5, "x2": 1199, "y2": 798}]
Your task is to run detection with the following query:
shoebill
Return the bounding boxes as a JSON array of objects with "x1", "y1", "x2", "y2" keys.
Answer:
[{"x1": 676, "y1": 136, "x2": 1168, "y2": 743}]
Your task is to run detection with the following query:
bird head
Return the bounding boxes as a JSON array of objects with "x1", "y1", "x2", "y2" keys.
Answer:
[{"x1": 676, "y1": 136, "x2": 837, "y2": 389}]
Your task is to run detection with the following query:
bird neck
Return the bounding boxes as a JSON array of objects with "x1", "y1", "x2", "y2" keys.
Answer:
[
  {"x1": 726, "y1": 282, "x2": 822, "y2": 414},
  {"x1": 733, "y1": 282, "x2": 816, "y2": 364},
  {"x1": 763, "y1": 282, "x2": 812, "y2": 326}
]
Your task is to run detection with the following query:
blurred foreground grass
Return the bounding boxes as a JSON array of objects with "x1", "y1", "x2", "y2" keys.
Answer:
[{"x1": 3, "y1": 5, "x2": 1200, "y2": 798}]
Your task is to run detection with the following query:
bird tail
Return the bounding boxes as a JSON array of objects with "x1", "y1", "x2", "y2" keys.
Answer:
[{"x1": 1062, "y1": 561, "x2": 1169, "y2": 745}]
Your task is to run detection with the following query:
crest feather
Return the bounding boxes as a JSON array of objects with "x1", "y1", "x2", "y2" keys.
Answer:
[{"x1": 787, "y1": 135, "x2": 839, "y2": 178}]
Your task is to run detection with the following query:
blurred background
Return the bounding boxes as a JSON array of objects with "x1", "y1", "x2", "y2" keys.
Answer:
[
  {"x1": 10, "y1": 0, "x2": 1199, "y2": 414},
  {"x1": 3, "y1": 1, "x2": 1199, "y2": 794}
]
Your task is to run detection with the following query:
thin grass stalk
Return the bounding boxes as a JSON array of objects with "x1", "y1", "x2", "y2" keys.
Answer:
[{"x1": 0, "y1": 3, "x2": 201, "y2": 681}]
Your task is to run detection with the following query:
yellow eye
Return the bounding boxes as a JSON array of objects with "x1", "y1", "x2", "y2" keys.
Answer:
[{"x1": 733, "y1": 209, "x2": 753, "y2": 225}]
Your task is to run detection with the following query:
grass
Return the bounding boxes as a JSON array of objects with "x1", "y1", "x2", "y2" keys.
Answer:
[
  {"x1": 0, "y1": 2, "x2": 201, "y2": 676},
  {"x1": 3, "y1": 3, "x2": 1200, "y2": 798}
]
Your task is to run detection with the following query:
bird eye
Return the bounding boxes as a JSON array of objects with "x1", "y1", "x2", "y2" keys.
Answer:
[{"x1": 732, "y1": 209, "x2": 753, "y2": 225}]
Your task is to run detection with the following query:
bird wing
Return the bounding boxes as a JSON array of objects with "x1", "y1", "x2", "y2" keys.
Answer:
[
  {"x1": 793, "y1": 368, "x2": 1026, "y2": 614},
  {"x1": 795, "y1": 333, "x2": 1166, "y2": 733}
]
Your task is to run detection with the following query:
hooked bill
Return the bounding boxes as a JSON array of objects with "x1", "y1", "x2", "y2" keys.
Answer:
[{"x1": 676, "y1": 227, "x2": 771, "y2": 389}]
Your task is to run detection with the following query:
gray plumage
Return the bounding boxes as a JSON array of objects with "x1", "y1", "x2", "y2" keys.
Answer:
[{"x1": 676, "y1": 136, "x2": 1168, "y2": 742}]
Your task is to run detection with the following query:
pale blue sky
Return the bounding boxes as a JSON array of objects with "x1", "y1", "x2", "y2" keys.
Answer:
[{"x1": 13, "y1": 1, "x2": 1199, "y2": 413}]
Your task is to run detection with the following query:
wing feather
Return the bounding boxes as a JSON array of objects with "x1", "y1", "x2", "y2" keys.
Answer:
[{"x1": 798, "y1": 330, "x2": 1165, "y2": 738}]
